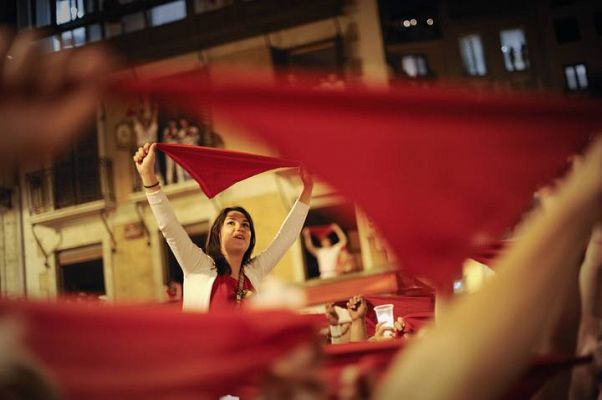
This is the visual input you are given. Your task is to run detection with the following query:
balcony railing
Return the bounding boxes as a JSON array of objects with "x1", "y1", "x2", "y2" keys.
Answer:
[{"x1": 26, "y1": 158, "x2": 115, "y2": 216}]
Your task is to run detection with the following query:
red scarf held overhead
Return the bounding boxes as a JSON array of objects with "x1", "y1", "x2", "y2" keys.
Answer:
[
  {"x1": 308, "y1": 225, "x2": 334, "y2": 240},
  {"x1": 120, "y1": 72, "x2": 602, "y2": 288},
  {"x1": 156, "y1": 143, "x2": 300, "y2": 198}
]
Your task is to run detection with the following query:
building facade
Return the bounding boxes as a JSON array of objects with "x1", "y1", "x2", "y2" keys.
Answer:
[{"x1": 1, "y1": 0, "x2": 395, "y2": 301}]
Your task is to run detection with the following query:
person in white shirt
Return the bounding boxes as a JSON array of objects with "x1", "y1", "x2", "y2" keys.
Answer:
[
  {"x1": 162, "y1": 119, "x2": 180, "y2": 184},
  {"x1": 133, "y1": 102, "x2": 158, "y2": 148},
  {"x1": 302, "y1": 223, "x2": 348, "y2": 279},
  {"x1": 177, "y1": 118, "x2": 200, "y2": 181}
]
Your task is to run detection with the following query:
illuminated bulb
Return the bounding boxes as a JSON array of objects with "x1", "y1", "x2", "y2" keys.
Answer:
[
  {"x1": 403, "y1": 20, "x2": 411, "y2": 28},
  {"x1": 426, "y1": 18, "x2": 434, "y2": 26},
  {"x1": 410, "y1": 18, "x2": 417, "y2": 26}
]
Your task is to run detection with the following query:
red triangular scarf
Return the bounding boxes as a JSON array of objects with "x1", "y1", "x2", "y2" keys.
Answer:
[
  {"x1": 156, "y1": 143, "x2": 300, "y2": 198},
  {"x1": 119, "y1": 72, "x2": 602, "y2": 287},
  {"x1": 308, "y1": 225, "x2": 334, "y2": 240}
]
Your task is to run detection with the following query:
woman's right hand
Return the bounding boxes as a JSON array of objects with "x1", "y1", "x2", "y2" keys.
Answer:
[
  {"x1": 369, "y1": 323, "x2": 394, "y2": 341},
  {"x1": 347, "y1": 295, "x2": 367, "y2": 320},
  {"x1": 132, "y1": 142, "x2": 158, "y2": 185}
]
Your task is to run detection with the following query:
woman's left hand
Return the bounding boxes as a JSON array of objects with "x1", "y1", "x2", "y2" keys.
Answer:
[
  {"x1": 300, "y1": 167, "x2": 313, "y2": 189},
  {"x1": 298, "y1": 167, "x2": 313, "y2": 205}
]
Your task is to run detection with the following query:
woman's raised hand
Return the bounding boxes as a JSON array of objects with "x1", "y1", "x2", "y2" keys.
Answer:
[
  {"x1": 133, "y1": 142, "x2": 158, "y2": 183},
  {"x1": 300, "y1": 167, "x2": 313, "y2": 190},
  {"x1": 298, "y1": 167, "x2": 313, "y2": 205}
]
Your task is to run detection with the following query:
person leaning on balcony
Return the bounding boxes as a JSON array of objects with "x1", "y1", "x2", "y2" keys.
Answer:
[
  {"x1": 302, "y1": 223, "x2": 348, "y2": 279},
  {"x1": 133, "y1": 142, "x2": 313, "y2": 312}
]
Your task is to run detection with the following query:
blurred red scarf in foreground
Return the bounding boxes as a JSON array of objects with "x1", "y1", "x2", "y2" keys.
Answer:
[
  {"x1": 0, "y1": 300, "x2": 316, "y2": 399},
  {"x1": 121, "y1": 71, "x2": 602, "y2": 287},
  {"x1": 156, "y1": 143, "x2": 300, "y2": 198}
]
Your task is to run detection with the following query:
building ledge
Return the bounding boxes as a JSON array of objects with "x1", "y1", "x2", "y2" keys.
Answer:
[
  {"x1": 301, "y1": 267, "x2": 435, "y2": 306},
  {"x1": 30, "y1": 199, "x2": 115, "y2": 227}
]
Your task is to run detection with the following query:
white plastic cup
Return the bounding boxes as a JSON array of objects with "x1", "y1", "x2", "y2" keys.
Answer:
[{"x1": 373, "y1": 304, "x2": 394, "y2": 328}]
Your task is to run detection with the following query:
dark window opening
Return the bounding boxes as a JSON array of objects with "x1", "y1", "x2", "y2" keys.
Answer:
[
  {"x1": 271, "y1": 36, "x2": 346, "y2": 89},
  {"x1": 549, "y1": 0, "x2": 573, "y2": 8},
  {"x1": 302, "y1": 203, "x2": 362, "y2": 280},
  {"x1": 447, "y1": 0, "x2": 529, "y2": 19},
  {"x1": 53, "y1": 125, "x2": 102, "y2": 209},
  {"x1": 554, "y1": 17, "x2": 581, "y2": 43},
  {"x1": 594, "y1": 12, "x2": 602, "y2": 36},
  {"x1": 59, "y1": 258, "x2": 105, "y2": 296},
  {"x1": 194, "y1": 0, "x2": 232, "y2": 14},
  {"x1": 378, "y1": 0, "x2": 442, "y2": 44},
  {"x1": 0, "y1": 0, "x2": 18, "y2": 26}
]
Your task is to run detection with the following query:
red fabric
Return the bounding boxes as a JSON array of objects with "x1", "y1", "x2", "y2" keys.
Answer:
[
  {"x1": 120, "y1": 72, "x2": 602, "y2": 287},
  {"x1": 156, "y1": 143, "x2": 300, "y2": 198},
  {"x1": 0, "y1": 299, "x2": 317, "y2": 400},
  {"x1": 321, "y1": 340, "x2": 591, "y2": 399},
  {"x1": 308, "y1": 225, "x2": 334, "y2": 240},
  {"x1": 209, "y1": 275, "x2": 255, "y2": 311}
]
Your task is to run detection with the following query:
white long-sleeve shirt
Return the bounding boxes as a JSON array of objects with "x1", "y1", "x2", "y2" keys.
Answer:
[{"x1": 147, "y1": 190, "x2": 309, "y2": 311}]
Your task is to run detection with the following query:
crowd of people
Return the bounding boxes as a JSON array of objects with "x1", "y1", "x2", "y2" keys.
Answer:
[{"x1": 0, "y1": 28, "x2": 601, "y2": 399}]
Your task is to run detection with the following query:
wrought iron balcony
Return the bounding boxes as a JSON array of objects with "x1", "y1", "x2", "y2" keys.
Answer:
[{"x1": 26, "y1": 158, "x2": 115, "y2": 219}]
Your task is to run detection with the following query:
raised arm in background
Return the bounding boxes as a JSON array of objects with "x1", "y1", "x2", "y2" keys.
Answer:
[
  {"x1": 302, "y1": 228, "x2": 318, "y2": 257},
  {"x1": 332, "y1": 223, "x2": 348, "y2": 248}
]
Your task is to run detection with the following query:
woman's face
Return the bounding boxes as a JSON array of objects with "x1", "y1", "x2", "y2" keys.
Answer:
[{"x1": 220, "y1": 211, "x2": 252, "y2": 255}]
